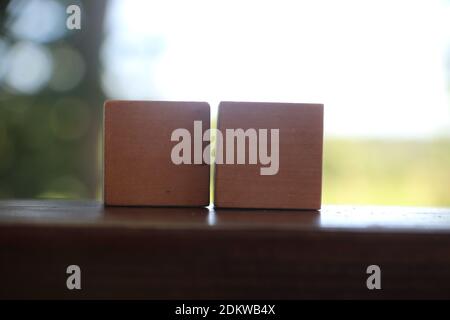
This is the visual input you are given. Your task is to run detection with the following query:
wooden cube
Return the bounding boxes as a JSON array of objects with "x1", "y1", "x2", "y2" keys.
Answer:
[
  {"x1": 104, "y1": 100, "x2": 210, "y2": 206},
  {"x1": 214, "y1": 101, "x2": 323, "y2": 209}
]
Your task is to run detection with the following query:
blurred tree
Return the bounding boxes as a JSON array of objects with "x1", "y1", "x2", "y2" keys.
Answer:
[{"x1": 0, "y1": 0, "x2": 109, "y2": 199}]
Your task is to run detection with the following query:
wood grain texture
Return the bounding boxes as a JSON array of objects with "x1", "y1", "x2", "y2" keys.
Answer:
[
  {"x1": 104, "y1": 100, "x2": 210, "y2": 206},
  {"x1": 214, "y1": 101, "x2": 323, "y2": 209},
  {"x1": 1, "y1": 200, "x2": 450, "y2": 299}
]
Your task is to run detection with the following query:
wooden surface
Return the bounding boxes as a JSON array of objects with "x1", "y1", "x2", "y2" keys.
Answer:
[
  {"x1": 1, "y1": 200, "x2": 450, "y2": 299},
  {"x1": 214, "y1": 101, "x2": 323, "y2": 209},
  {"x1": 104, "y1": 100, "x2": 210, "y2": 206}
]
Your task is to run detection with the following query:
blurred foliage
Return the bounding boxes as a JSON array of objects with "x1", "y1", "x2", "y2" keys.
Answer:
[
  {"x1": 0, "y1": 0, "x2": 107, "y2": 199},
  {"x1": 323, "y1": 138, "x2": 450, "y2": 207}
]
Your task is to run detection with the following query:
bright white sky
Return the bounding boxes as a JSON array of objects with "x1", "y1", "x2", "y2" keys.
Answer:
[{"x1": 101, "y1": 0, "x2": 450, "y2": 138}]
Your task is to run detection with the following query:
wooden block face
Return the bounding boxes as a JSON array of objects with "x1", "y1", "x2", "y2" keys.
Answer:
[
  {"x1": 214, "y1": 101, "x2": 323, "y2": 209},
  {"x1": 104, "y1": 100, "x2": 210, "y2": 206}
]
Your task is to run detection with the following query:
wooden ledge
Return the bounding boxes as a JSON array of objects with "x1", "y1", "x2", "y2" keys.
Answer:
[{"x1": 1, "y1": 200, "x2": 450, "y2": 299}]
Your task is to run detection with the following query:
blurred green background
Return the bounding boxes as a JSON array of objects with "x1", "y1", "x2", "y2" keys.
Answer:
[{"x1": 0, "y1": 0, "x2": 449, "y2": 206}]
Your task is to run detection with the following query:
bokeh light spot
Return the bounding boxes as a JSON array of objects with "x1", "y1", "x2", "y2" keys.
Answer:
[
  {"x1": 8, "y1": 0, "x2": 66, "y2": 43},
  {"x1": 0, "y1": 39, "x2": 9, "y2": 82},
  {"x1": 39, "y1": 175, "x2": 88, "y2": 199},
  {"x1": 4, "y1": 41, "x2": 53, "y2": 94},
  {"x1": 49, "y1": 45, "x2": 86, "y2": 92}
]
